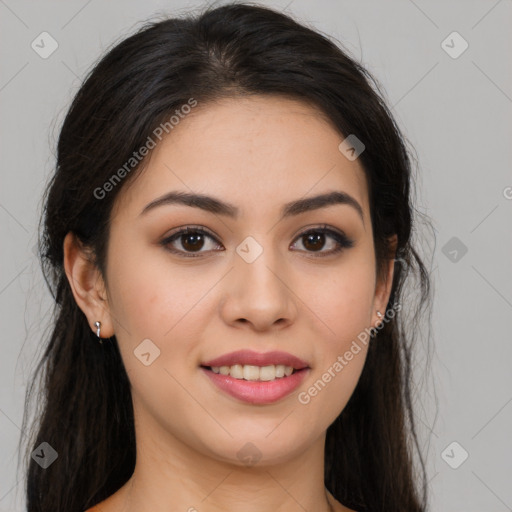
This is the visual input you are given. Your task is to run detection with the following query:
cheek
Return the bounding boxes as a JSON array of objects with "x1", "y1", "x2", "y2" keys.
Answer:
[
  {"x1": 105, "y1": 251, "x2": 214, "y2": 425},
  {"x1": 106, "y1": 241, "x2": 206, "y2": 340},
  {"x1": 298, "y1": 346, "x2": 369, "y2": 437},
  {"x1": 296, "y1": 262, "x2": 374, "y2": 426},
  {"x1": 106, "y1": 248, "x2": 223, "y2": 396},
  {"x1": 310, "y1": 261, "x2": 375, "y2": 343},
  {"x1": 298, "y1": 320, "x2": 370, "y2": 434}
]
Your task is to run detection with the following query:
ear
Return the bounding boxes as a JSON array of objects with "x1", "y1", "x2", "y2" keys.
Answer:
[
  {"x1": 63, "y1": 231, "x2": 115, "y2": 338},
  {"x1": 372, "y1": 234, "x2": 398, "y2": 327}
]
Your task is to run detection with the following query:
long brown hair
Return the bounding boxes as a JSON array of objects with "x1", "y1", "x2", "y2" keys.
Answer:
[{"x1": 20, "y1": 3, "x2": 434, "y2": 511}]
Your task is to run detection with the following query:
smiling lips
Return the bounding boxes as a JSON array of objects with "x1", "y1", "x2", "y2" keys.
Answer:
[
  {"x1": 202, "y1": 349, "x2": 310, "y2": 369},
  {"x1": 200, "y1": 349, "x2": 311, "y2": 405},
  {"x1": 210, "y1": 363, "x2": 294, "y2": 381}
]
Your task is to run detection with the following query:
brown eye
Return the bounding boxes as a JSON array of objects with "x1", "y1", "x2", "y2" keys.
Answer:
[
  {"x1": 161, "y1": 226, "x2": 223, "y2": 258},
  {"x1": 160, "y1": 224, "x2": 354, "y2": 259},
  {"x1": 180, "y1": 232, "x2": 205, "y2": 251},
  {"x1": 302, "y1": 232, "x2": 326, "y2": 251},
  {"x1": 291, "y1": 226, "x2": 354, "y2": 257}
]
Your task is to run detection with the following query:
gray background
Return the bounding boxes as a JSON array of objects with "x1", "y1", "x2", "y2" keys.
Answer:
[{"x1": 1, "y1": 1, "x2": 511, "y2": 511}]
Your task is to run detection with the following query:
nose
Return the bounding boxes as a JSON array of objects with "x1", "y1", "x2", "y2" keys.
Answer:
[{"x1": 219, "y1": 243, "x2": 298, "y2": 332}]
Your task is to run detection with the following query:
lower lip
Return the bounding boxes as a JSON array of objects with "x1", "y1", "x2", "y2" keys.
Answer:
[{"x1": 200, "y1": 367, "x2": 310, "y2": 405}]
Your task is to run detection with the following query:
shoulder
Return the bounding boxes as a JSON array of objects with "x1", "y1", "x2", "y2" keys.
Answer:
[
  {"x1": 84, "y1": 506, "x2": 106, "y2": 512},
  {"x1": 326, "y1": 489, "x2": 358, "y2": 512},
  {"x1": 84, "y1": 490, "x2": 122, "y2": 512}
]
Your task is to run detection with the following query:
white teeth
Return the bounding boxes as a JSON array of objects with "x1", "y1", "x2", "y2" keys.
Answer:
[
  {"x1": 209, "y1": 364, "x2": 296, "y2": 381},
  {"x1": 230, "y1": 364, "x2": 244, "y2": 379},
  {"x1": 243, "y1": 365, "x2": 260, "y2": 381},
  {"x1": 259, "y1": 365, "x2": 276, "y2": 381}
]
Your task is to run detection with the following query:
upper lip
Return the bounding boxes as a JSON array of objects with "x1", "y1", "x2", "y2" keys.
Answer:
[{"x1": 201, "y1": 349, "x2": 310, "y2": 370}]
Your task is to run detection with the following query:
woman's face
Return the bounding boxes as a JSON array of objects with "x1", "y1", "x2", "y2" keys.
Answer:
[{"x1": 75, "y1": 95, "x2": 394, "y2": 466}]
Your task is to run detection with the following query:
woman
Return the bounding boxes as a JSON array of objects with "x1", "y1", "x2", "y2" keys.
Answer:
[{"x1": 21, "y1": 3, "x2": 433, "y2": 511}]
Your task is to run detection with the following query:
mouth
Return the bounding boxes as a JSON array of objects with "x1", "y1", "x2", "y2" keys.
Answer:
[
  {"x1": 199, "y1": 350, "x2": 311, "y2": 404},
  {"x1": 200, "y1": 364, "x2": 304, "y2": 382},
  {"x1": 201, "y1": 349, "x2": 310, "y2": 374},
  {"x1": 200, "y1": 364, "x2": 311, "y2": 405}
]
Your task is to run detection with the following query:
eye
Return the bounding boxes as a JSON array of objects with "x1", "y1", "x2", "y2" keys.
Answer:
[
  {"x1": 290, "y1": 225, "x2": 354, "y2": 257},
  {"x1": 160, "y1": 224, "x2": 354, "y2": 258},
  {"x1": 160, "y1": 226, "x2": 223, "y2": 258}
]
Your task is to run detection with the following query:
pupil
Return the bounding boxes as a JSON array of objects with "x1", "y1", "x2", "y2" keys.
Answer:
[
  {"x1": 304, "y1": 233, "x2": 324, "y2": 251},
  {"x1": 183, "y1": 233, "x2": 204, "y2": 251}
]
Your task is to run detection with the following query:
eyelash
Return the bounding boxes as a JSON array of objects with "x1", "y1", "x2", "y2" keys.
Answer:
[{"x1": 160, "y1": 224, "x2": 354, "y2": 259}]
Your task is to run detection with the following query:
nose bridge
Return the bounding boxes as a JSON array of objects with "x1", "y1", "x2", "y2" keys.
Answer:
[
  {"x1": 235, "y1": 232, "x2": 284, "y2": 296},
  {"x1": 220, "y1": 232, "x2": 297, "y2": 329}
]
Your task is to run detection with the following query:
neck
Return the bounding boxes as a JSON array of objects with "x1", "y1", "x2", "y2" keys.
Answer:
[{"x1": 113, "y1": 423, "x2": 335, "y2": 512}]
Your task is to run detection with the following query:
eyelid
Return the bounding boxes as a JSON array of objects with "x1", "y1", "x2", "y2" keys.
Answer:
[
  {"x1": 290, "y1": 224, "x2": 354, "y2": 256},
  {"x1": 163, "y1": 224, "x2": 218, "y2": 240},
  {"x1": 159, "y1": 225, "x2": 223, "y2": 258}
]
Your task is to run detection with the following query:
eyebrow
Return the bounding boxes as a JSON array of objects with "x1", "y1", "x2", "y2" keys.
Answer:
[{"x1": 140, "y1": 190, "x2": 364, "y2": 224}]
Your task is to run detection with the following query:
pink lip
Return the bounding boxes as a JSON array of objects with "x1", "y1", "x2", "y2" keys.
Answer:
[
  {"x1": 201, "y1": 349, "x2": 310, "y2": 369},
  {"x1": 201, "y1": 367, "x2": 311, "y2": 405}
]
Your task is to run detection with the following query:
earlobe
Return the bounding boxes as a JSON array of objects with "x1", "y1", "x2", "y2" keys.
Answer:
[
  {"x1": 63, "y1": 232, "x2": 115, "y2": 338},
  {"x1": 373, "y1": 234, "x2": 398, "y2": 324}
]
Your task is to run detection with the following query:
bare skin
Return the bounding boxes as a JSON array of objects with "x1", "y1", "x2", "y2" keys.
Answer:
[
  {"x1": 85, "y1": 486, "x2": 350, "y2": 512},
  {"x1": 66, "y1": 95, "x2": 395, "y2": 512}
]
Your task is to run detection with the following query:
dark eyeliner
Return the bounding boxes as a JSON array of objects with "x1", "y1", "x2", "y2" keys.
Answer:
[
  {"x1": 160, "y1": 224, "x2": 354, "y2": 258},
  {"x1": 160, "y1": 225, "x2": 222, "y2": 258},
  {"x1": 293, "y1": 224, "x2": 355, "y2": 257}
]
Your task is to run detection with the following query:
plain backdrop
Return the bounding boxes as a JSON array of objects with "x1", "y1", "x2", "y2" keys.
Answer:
[{"x1": 1, "y1": 1, "x2": 511, "y2": 511}]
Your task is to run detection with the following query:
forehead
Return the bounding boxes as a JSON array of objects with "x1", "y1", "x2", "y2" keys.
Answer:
[{"x1": 113, "y1": 95, "x2": 369, "y2": 222}]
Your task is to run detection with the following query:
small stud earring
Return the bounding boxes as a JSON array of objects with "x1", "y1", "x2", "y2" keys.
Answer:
[
  {"x1": 94, "y1": 321, "x2": 102, "y2": 344},
  {"x1": 370, "y1": 311, "x2": 384, "y2": 339}
]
